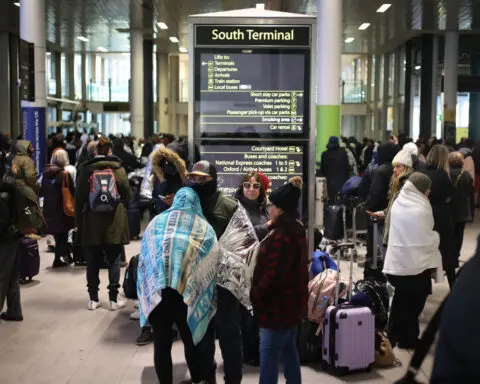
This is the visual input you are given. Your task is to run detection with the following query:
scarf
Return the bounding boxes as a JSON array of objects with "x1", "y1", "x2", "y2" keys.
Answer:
[
  {"x1": 137, "y1": 187, "x2": 219, "y2": 344},
  {"x1": 217, "y1": 203, "x2": 259, "y2": 310},
  {"x1": 383, "y1": 181, "x2": 442, "y2": 276}
]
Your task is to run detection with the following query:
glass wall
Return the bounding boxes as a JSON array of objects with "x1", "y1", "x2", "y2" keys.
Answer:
[
  {"x1": 74, "y1": 54, "x2": 83, "y2": 100},
  {"x1": 61, "y1": 53, "x2": 68, "y2": 97},
  {"x1": 46, "y1": 52, "x2": 56, "y2": 95}
]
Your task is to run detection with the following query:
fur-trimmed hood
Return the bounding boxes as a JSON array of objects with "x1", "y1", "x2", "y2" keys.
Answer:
[{"x1": 150, "y1": 146, "x2": 188, "y2": 184}]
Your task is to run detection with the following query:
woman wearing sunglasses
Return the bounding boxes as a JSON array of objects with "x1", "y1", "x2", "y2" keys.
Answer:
[
  {"x1": 235, "y1": 172, "x2": 270, "y2": 366},
  {"x1": 236, "y1": 172, "x2": 270, "y2": 241}
]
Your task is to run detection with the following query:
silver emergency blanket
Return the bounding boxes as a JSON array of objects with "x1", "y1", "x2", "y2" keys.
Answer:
[{"x1": 217, "y1": 204, "x2": 259, "y2": 310}]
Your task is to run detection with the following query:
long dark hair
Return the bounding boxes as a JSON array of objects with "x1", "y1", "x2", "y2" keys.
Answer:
[{"x1": 235, "y1": 171, "x2": 266, "y2": 201}]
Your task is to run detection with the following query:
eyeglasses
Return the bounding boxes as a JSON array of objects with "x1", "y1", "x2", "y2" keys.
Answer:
[{"x1": 243, "y1": 182, "x2": 261, "y2": 190}]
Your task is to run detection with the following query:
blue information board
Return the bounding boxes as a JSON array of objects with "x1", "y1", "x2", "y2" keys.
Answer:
[{"x1": 21, "y1": 106, "x2": 46, "y2": 174}]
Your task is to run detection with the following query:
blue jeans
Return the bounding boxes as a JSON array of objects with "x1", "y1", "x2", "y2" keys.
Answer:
[{"x1": 259, "y1": 327, "x2": 301, "y2": 384}]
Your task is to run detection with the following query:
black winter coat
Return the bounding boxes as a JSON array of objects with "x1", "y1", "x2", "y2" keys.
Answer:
[
  {"x1": 432, "y1": 238, "x2": 480, "y2": 382},
  {"x1": 320, "y1": 144, "x2": 350, "y2": 200},
  {"x1": 40, "y1": 164, "x2": 75, "y2": 234},
  {"x1": 419, "y1": 166, "x2": 456, "y2": 269},
  {"x1": 364, "y1": 143, "x2": 399, "y2": 212},
  {"x1": 450, "y1": 166, "x2": 474, "y2": 223},
  {"x1": 236, "y1": 194, "x2": 269, "y2": 241}
]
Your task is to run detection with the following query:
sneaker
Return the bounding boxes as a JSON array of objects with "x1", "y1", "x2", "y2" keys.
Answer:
[
  {"x1": 88, "y1": 300, "x2": 101, "y2": 311},
  {"x1": 136, "y1": 326, "x2": 153, "y2": 346},
  {"x1": 0, "y1": 312, "x2": 23, "y2": 321},
  {"x1": 108, "y1": 299, "x2": 126, "y2": 311},
  {"x1": 130, "y1": 310, "x2": 140, "y2": 320}
]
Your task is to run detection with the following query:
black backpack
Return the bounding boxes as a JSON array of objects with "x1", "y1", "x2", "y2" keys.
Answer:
[{"x1": 123, "y1": 255, "x2": 139, "y2": 300}]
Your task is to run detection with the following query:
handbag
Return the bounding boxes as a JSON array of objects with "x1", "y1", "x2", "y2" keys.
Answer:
[{"x1": 61, "y1": 171, "x2": 75, "y2": 217}]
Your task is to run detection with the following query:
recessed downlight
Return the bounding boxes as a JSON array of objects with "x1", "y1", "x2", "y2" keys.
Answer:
[
  {"x1": 345, "y1": 37, "x2": 355, "y2": 43},
  {"x1": 358, "y1": 23, "x2": 371, "y2": 30},
  {"x1": 14, "y1": 2, "x2": 20, "y2": 7},
  {"x1": 97, "y1": 47, "x2": 108, "y2": 52},
  {"x1": 157, "y1": 22, "x2": 168, "y2": 30},
  {"x1": 376, "y1": 4, "x2": 391, "y2": 13},
  {"x1": 179, "y1": 46, "x2": 187, "y2": 53},
  {"x1": 77, "y1": 36, "x2": 89, "y2": 42},
  {"x1": 415, "y1": 65, "x2": 421, "y2": 70},
  {"x1": 169, "y1": 36, "x2": 179, "y2": 43}
]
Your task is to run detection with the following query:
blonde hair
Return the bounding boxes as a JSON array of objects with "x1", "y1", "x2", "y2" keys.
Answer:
[
  {"x1": 87, "y1": 140, "x2": 98, "y2": 155},
  {"x1": 426, "y1": 144, "x2": 450, "y2": 175},
  {"x1": 50, "y1": 148, "x2": 69, "y2": 167},
  {"x1": 448, "y1": 152, "x2": 464, "y2": 167},
  {"x1": 389, "y1": 166, "x2": 413, "y2": 198}
]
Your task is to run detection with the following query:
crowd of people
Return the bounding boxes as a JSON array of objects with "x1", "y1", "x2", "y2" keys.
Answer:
[{"x1": 0, "y1": 127, "x2": 480, "y2": 383}]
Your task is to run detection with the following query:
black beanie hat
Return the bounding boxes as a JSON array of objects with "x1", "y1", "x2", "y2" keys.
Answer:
[{"x1": 268, "y1": 176, "x2": 303, "y2": 215}]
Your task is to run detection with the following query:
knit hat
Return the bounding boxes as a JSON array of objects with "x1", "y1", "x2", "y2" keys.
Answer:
[
  {"x1": 392, "y1": 149, "x2": 413, "y2": 168},
  {"x1": 268, "y1": 176, "x2": 303, "y2": 215},
  {"x1": 408, "y1": 172, "x2": 432, "y2": 194},
  {"x1": 403, "y1": 142, "x2": 418, "y2": 157}
]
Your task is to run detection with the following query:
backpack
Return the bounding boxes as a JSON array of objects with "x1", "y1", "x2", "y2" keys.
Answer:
[
  {"x1": 307, "y1": 269, "x2": 350, "y2": 334},
  {"x1": 354, "y1": 279, "x2": 390, "y2": 330},
  {"x1": 340, "y1": 175, "x2": 362, "y2": 197},
  {"x1": 89, "y1": 168, "x2": 121, "y2": 212},
  {"x1": 123, "y1": 254, "x2": 139, "y2": 300},
  {"x1": 0, "y1": 153, "x2": 16, "y2": 236},
  {"x1": 310, "y1": 250, "x2": 337, "y2": 277}
]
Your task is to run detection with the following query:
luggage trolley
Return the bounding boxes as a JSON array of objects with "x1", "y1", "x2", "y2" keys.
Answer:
[{"x1": 341, "y1": 196, "x2": 366, "y2": 262}]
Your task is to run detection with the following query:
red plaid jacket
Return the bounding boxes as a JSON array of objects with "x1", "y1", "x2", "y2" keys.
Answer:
[{"x1": 250, "y1": 215, "x2": 309, "y2": 329}]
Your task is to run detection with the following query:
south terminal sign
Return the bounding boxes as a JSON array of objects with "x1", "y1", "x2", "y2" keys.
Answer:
[{"x1": 195, "y1": 25, "x2": 311, "y2": 47}]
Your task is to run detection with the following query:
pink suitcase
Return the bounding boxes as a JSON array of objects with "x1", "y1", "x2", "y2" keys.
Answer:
[
  {"x1": 322, "y1": 304, "x2": 375, "y2": 373},
  {"x1": 320, "y1": 214, "x2": 376, "y2": 374}
]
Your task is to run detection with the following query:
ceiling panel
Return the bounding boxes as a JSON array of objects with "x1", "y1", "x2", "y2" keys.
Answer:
[
  {"x1": 45, "y1": 0, "x2": 138, "y2": 52},
  {"x1": 41, "y1": 0, "x2": 480, "y2": 56}
]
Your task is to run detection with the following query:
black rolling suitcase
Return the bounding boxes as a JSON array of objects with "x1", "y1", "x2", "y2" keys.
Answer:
[
  {"x1": 18, "y1": 237, "x2": 40, "y2": 283},
  {"x1": 324, "y1": 205, "x2": 344, "y2": 240}
]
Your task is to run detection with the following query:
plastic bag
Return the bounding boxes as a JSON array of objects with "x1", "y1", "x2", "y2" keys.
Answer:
[{"x1": 218, "y1": 204, "x2": 259, "y2": 310}]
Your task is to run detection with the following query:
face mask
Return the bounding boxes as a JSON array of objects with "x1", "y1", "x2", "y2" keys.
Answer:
[
  {"x1": 164, "y1": 173, "x2": 183, "y2": 194},
  {"x1": 190, "y1": 179, "x2": 217, "y2": 199}
]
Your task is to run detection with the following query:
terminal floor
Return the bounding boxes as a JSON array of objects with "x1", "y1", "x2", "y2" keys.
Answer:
[{"x1": 0, "y1": 219, "x2": 478, "y2": 384}]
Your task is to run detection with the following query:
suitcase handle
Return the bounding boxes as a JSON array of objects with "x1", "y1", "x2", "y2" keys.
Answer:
[{"x1": 333, "y1": 205, "x2": 356, "y2": 304}]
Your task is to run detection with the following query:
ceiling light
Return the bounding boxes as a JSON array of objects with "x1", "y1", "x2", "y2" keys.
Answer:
[
  {"x1": 358, "y1": 23, "x2": 370, "y2": 30},
  {"x1": 157, "y1": 22, "x2": 168, "y2": 30},
  {"x1": 415, "y1": 65, "x2": 421, "y2": 70},
  {"x1": 77, "y1": 36, "x2": 89, "y2": 42},
  {"x1": 46, "y1": 52, "x2": 51, "y2": 56},
  {"x1": 97, "y1": 47, "x2": 108, "y2": 52},
  {"x1": 345, "y1": 37, "x2": 355, "y2": 43},
  {"x1": 179, "y1": 46, "x2": 187, "y2": 53},
  {"x1": 169, "y1": 36, "x2": 179, "y2": 43},
  {"x1": 14, "y1": 2, "x2": 20, "y2": 7},
  {"x1": 376, "y1": 3, "x2": 391, "y2": 13},
  {"x1": 256, "y1": 3, "x2": 265, "y2": 9}
]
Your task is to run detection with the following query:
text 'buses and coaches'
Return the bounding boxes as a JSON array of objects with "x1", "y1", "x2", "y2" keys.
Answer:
[{"x1": 200, "y1": 144, "x2": 304, "y2": 196}]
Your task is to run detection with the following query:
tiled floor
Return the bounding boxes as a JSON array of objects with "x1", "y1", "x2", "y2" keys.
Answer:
[{"x1": 0, "y1": 219, "x2": 477, "y2": 384}]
